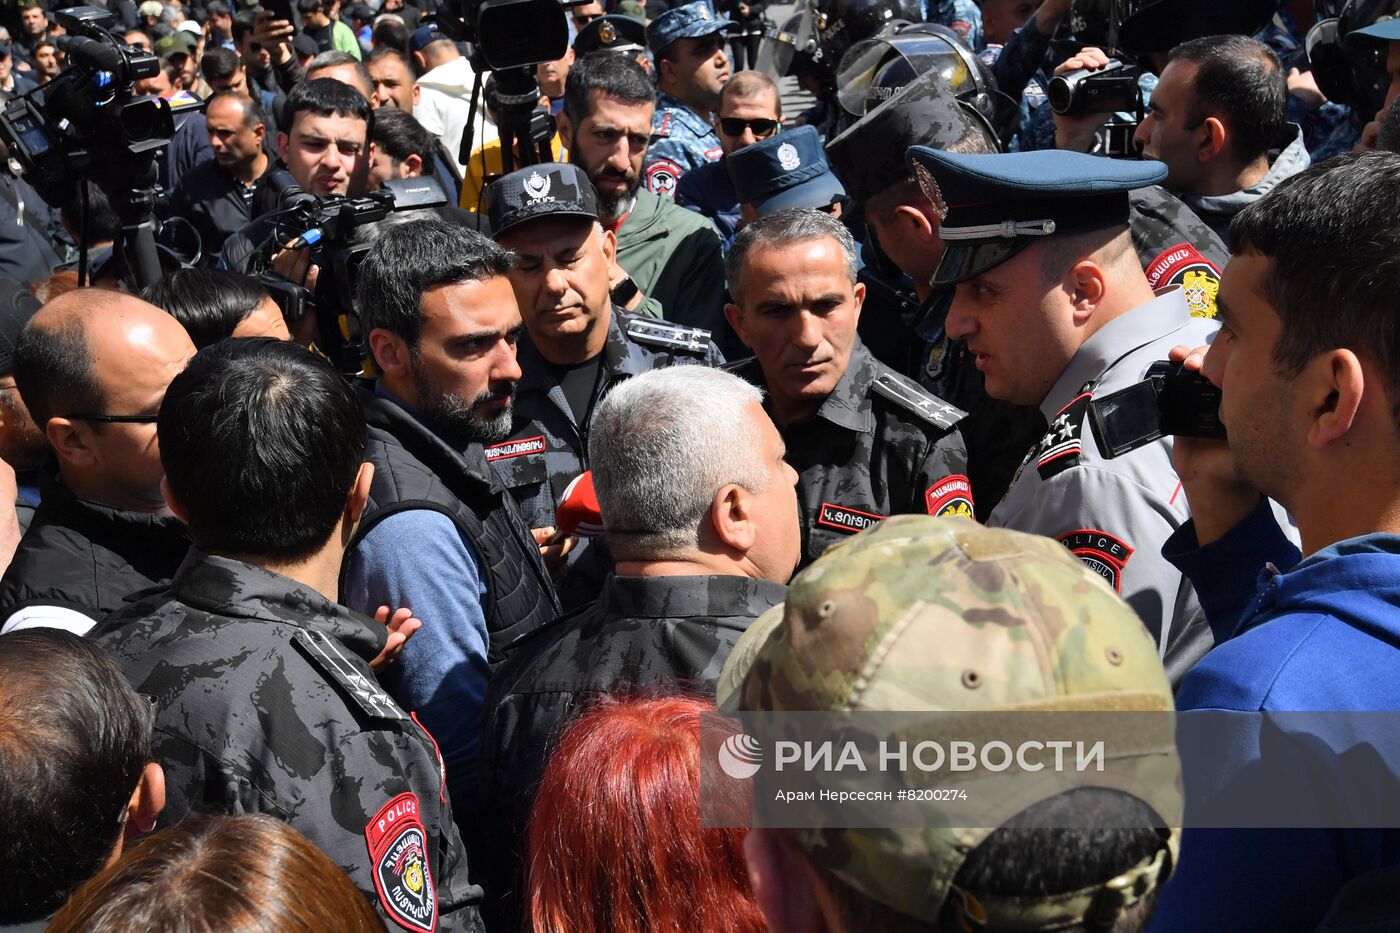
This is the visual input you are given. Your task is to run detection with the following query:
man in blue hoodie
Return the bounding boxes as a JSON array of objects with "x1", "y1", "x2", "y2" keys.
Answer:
[{"x1": 1149, "y1": 150, "x2": 1400, "y2": 931}]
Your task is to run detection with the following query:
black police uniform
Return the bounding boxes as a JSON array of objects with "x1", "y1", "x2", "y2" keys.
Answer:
[{"x1": 728, "y1": 339, "x2": 973, "y2": 570}]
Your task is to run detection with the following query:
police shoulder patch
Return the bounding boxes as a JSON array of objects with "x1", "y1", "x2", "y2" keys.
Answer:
[
  {"x1": 924, "y1": 474, "x2": 975, "y2": 519},
  {"x1": 366, "y1": 793, "x2": 438, "y2": 932},
  {"x1": 1143, "y1": 243, "x2": 1221, "y2": 318},
  {"x1": 870, "y1": 372, "x2": 966, "y2": 432},
  {"x1": 817, "y1": 502, "x2": 885, "y2": 535},
  {"x1": 625, "y1": 316, "x2": 713, "y2": 354},
  {"x1": 645, "y1": 158, "x2": 683, "y2": 197},
  {"x1": 1058, "y1": 529, "x2": 1134, "y2": 592},
  {"x1": 294, "y1": 629, "x2": 408, "y2": 723}
]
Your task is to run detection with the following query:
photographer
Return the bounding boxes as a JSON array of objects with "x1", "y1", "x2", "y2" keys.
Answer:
[{"x1": 220, "y1": 78, "x2": 375, "y2": 273}]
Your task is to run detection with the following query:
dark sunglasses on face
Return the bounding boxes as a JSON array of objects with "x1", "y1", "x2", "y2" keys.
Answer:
[
  {"x1": 719, "y1": 117, "x2": 779, "y2": 137},
  {"x1": 66, "y1": 412, "x2": 160, "y2": 424},
  {"x1": 572, "y1": 12, "x2": 600, "y2": 26}
]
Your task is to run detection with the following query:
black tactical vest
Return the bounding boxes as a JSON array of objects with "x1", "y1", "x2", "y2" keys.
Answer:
[
  {"x1": 342, "y1": 388, "x2": 561, "y2": 663},
  {"x1": 0, "y1": 471, "x2": 190, "y2": 623}
]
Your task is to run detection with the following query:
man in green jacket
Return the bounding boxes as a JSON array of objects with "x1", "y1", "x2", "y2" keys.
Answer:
[{"x1": 556, "y1": 52, "x2": 727, "y2": 338}]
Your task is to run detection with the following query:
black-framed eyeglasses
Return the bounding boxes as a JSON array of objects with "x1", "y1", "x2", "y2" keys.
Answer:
[
  {"x1": 66, "y1": 412, "x2": 160, "y2": 424},
  {"x1": 719, "y1": 117, "x2": 779, "y2": 137}
]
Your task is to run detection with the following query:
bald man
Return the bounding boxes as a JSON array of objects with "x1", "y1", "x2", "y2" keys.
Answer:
[{"x1": 0, "y1": 289, "x2": 196, "y2": 635}]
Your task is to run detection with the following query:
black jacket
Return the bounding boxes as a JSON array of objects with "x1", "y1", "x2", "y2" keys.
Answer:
[
  {"x1": 0, "y1": 471, "x2": 188, "y2": 623},
  {"x1": 479, "y1": 572, "x2": 786, "y2": 929}
]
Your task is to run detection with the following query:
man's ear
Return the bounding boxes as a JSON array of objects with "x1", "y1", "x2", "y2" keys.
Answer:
[
  {"x1": 1067, "y1": 259, "x2": 1108, "y2": 324},
  {"x1": 367, "y1": 328, "x2": 411, "y2": 378},
  {"x1": 253, "y1": 122, "x2": 267, "y2": 146},
  {"x1": 724, "y1": 302, "x2": 753, "y2": 349},
  {"x1": 1309, "y1": 348, "x2": 1365, "y2": 450},
  {"x1": 657, "y1": 55, "x2": 677, "y2": 89},
  {"x1": 125, "y1": 761, "x2": 165, "y2": 837},
  {"x1": 346, "y1": 461, "x2": 374, "y2": 525},
  {"x1": 556, "y1": 112, "x2": 574, "y2": 151},
  {"x1": 602, "y1": 227, "x2": 618, "y2": 264},
  {"x1": 892, "y1": 203, "x2": 936, "y2": 244},
  {"x1": 1198, "y1": 115, "x2": 1227, "y2": 163},
  {"x1": 159, "y1": 476, "x2": 189, "y2": 524},
  {"x1": 47, "y1": 417, "x2": 95, "y2": 469},
  {"x1": 744, "y1": 829, "x2": 830, "y2": 933},
  {"x1": 276, "y1": 130, "x2": 289, "y2": 162},
  {"x1": 402, "y1": 152, "x2": 424, "y2": 178},
  {"x1": 709, "y1": 482, "x2": 757, "y2": 554}
]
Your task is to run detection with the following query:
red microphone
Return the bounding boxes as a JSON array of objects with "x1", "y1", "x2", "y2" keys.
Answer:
[{"x1": 549, "y1": 472, "x2": 604, "y2": 543}]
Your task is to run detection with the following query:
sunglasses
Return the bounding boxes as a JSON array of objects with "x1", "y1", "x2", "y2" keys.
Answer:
[
  {"x1": 572, "y1": 11, "x2": 600, "y2": 25},
  {"x1": 66, "y1": 412, "x2": 160, "y2": 424},
  {"x1": 719, "y1": 117, "x2": 779, "y2": 137}
]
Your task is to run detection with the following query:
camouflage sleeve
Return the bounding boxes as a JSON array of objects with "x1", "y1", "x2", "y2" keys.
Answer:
[
  {"x1": 914, "y1": 428, "x2": 976, "y2": 520},
  {"x1": 989, "y1": 17, "x2": 1051, "y2": 100},
  {"x1": 990, "y1": 465, "x2": 1199, "y2": 669}
]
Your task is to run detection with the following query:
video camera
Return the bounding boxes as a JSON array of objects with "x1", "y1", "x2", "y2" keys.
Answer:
[
  {"x1": 1089, "y1": 361, "x2": 1225, "y2": 459},
  {"x1": 429, "y1": 0, "x2": 570, "y2": 175},
  {"x1": 1048, "y1": 58, "x2": 1144, "y2": 159},
  {"x1": 251, "y1": 171, "x2": 448, "y2": 374},
  {"x1": 0, "y1": 6, "x2": 185, "y2": 286}
]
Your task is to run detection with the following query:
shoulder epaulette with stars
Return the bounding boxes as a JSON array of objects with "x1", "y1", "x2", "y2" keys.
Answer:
[
  {"x1": 870, "y1": 371, "x2": 967, "y2": 432},
  {"x1": 625, "y1": 317, "x2": 713, "y2": 354}
]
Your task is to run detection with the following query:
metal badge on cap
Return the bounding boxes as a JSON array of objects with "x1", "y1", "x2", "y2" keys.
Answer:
[{"x1": 912, "y1": 161, "x2": 948, "y2": 221}]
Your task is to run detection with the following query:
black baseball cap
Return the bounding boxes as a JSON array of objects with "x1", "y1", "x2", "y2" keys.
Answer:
[{"x1": 485, "y1": 162, "x2": 601, "y2": 237}]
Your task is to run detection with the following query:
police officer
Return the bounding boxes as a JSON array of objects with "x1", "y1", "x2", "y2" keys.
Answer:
[
  {"x1": 728, "y1": 124, "x2": 847, "y2": 224},
  {"x1": 724, "y1": 515, "x2": 1182, "y2": 933},
  {"x1": 724, "y1": 208, "x2": 972, "y2": 571},
  {"x1": 573, "y1": 13, "x2": 650, "y2": 72},
  {"x1": 485, "y1": 163, "x2": 722, "y2": 608},
  {"x1": 480, "y1": 365, "x2": 795, "y2": 931},
  {"x1": 909, "y1": 145, "x2": 1216, "y2": 681},
  {"x1": 92, "y1": 339, "x2": 482, "y2": 932},
  {"x1": 643, "y1": 2, "x2": 731, "y2": 197}
]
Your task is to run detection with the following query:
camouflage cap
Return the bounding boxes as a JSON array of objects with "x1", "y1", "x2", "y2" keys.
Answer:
[
  {"x1": 736, "y1": 515, "x2": 1181, "y2": 928},
  {"x1": 825, "y1": 65, "x2": 998, "y2": 214}
]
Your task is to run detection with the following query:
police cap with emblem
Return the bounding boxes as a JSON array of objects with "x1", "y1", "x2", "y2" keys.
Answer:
[
  {"x1": 904, "y1": 147, "x2": 1167, "y2": 286},
  {"x1": 728, "y1": 125, "x2": 846, "y2": 217},
  {"x1": 575, "y1": 14, "x2": 647, "y2": 56},
  {"x1": 825, "y1": 65, "x2": 1000, "y2": 217},
  {"x1": 485, "y1": 162, "x2": 601, "y2": 237},
  {"x1": 646, "y1": 1, "x2": 732, "y2": 57}
]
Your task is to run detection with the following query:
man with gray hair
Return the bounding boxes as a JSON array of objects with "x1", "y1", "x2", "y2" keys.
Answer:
[
  {"x1": 480, "y1": 363, "x2": 798, "y2": 928},
  {"x1": 724, "y1": 208, "x2": 972, "y2": 571}
]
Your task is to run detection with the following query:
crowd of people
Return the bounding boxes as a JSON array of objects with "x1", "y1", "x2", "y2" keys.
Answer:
[{"x1": 2, "y1": 0, "x2": 1400, "y2": 930}]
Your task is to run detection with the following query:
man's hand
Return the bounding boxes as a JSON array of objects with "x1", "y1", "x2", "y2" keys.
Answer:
[
  {"x1": 272, "y1": 246, "x2": 319, "y2": 292},
  {"x1": 1357, "y1": 120, "x2": 1382, "y2": 152},
  {"x1": 1287, "y1": 67, "x2": 1326, "y2": 111},
  {"x1": 254, "y1": 10, "x2": 296, "y2": 65},
  {"x1": 532, "y1": 526, "x2": 577, "y2": 577},
  {"x1": 1167, "y1": 344, "x2": 1261, "y2": 546},
  {"x1": 368, "y1": 605, "x2": 423, "y2": 673},
  {"x1": 1034, "y1": 0, "x2": 1072, "y2": 35},
  {"x1": 1051, "y1": 46, "x2": 1114, "y2": 153}
]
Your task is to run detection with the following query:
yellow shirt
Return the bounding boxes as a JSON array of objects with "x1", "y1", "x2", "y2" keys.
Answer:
[{"x1": 459, "y1": 134, "x2": 566, "y2": 212}]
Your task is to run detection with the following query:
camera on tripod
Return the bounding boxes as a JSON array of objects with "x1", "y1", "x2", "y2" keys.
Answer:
[{"x1": 0, "y1": 5, "x2": 186, "y2": 287}]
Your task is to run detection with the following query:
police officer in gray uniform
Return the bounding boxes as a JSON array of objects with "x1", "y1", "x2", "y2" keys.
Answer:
[
  {"x1": 724, "y1": 208, "x2": 972, "y2": 570},
  {"x1": 92, "y1": 339, "x2": 482, "y2": 932},
  {"x1": 908, "y1": 145, "x2": 1217, "y2": 682},
  {"x1": 485, "y1": 163, "x2": 722, "y2": 608},
  {"x1": 643, "y1": 2, "x2": 731, "y2": 197}
]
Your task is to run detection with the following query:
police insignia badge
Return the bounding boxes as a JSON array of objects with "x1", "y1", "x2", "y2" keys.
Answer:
[
  {"x1": 912, "y1": 161, "x2": 948, "y2": 221},
  {"x1": 1057, "y1": 529, "x2": 1133, "y2": 592},
  {"x1": 924, "y1": 474, "x2": 975, "y2": 519},
  {"x1": 598, "y1": 19, "x2": 616, "y2": 43},
  {"x1": 1181, "y1": 269, "x2": 1219, "y2": 319},
  {"x1": 523, "y1": 171, "x2": 551, "y2": 201},
  {"x1": 777, "y1": 142, "x2": 801, "y2": 171},
  {"x1": 645, "y1": 158, "x2": 682, "y2": 197},
  {"x1": 366, "y1": 793, "x2": 438, "y2": 932},
  {"x1": 1143, "y1": 244, "x2": 1221, "y2": 318},
  {"x1": 1036, "y1": 390, "x2": 1092, "y2": 480}
]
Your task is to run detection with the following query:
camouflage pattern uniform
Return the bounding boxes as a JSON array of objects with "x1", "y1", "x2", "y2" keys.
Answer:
[
  {"x1": 489, "y1": 308, "x2": 722, "y2": 607},
  {"x1": 645, "y1": 91, "x2": 724, "y2": 198},
  {"x1": 723, "y1": 515, "x2": 1183, "y2": 930},
  {"x1": 726, "y1": 339, "x2": 972, "y2": 570},
  {"x1": 92, "y1": 551, "x2": 483, "y2": 933},
  {"x1": 480, "y1": 572, "x2": 786, "y2": 931}
]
